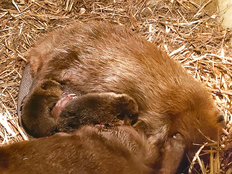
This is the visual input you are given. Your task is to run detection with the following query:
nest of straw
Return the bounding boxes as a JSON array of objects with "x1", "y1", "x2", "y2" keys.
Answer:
[{"x1": 0, "y1": 0, "x2": 232, "y2": 173}]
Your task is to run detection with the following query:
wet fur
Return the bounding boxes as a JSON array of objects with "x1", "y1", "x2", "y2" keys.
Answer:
[{"x1": 57, "y1": 92, "x2": 138, "y2": 132}]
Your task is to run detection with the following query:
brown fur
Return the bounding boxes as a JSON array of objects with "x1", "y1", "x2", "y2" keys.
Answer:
[
  {"x1": 160, "y1": 134, "x2": 186, "y2": 173},
  {"x1": 20, "y1": 21, "x2": 225, "y2": 171},
  {"x1": 21, "y1": 79, "x2": 139, "y2": 137},
  {"x1": 21, "y1": 80, "x2": 62, "y2": 137},
  {"x1": 57, "y1": 92, "x2": 138, "y2": 132},
  {"x1": 0, "y1": 125, "x2": 154, "y2": 174}
]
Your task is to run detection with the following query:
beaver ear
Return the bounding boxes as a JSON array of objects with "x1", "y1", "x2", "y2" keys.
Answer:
[{"x1": 217, "y1": 115, "x2": 226, "y2": 128}]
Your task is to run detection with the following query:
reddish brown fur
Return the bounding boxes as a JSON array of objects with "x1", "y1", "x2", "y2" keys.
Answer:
[
  {"x1": 0, "y1": 126, "x2": 154, "y2": 174},
  {"x1": 0, "y1": 126, "x2": 186, "y2": 174},
  {"x1": 20, "y1": 21, "x2": 225, "y2": 171}
]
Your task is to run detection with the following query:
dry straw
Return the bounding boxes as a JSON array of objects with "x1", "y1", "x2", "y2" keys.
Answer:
[{"x1": 0, "y1": 0, "x2": 232, "y2": 173}]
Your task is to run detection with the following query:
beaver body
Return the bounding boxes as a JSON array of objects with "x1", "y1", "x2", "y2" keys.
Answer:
[
  {"x1": 19, "y1": 21, "x2": 224, "y2": 170},
  {"x1": 0, "y1": 126, "x2": 155, "y2": 174}
]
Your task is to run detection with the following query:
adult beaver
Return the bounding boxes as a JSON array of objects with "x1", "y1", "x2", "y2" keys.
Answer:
[
  {"x1": 0, "y1": 125, "x2": 155, "y2": 174},
  {"x1": 18, "y1": 21, "x2": 225, "y2": 172}
]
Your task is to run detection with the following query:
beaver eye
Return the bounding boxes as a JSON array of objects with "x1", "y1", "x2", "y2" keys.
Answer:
[
  {"x1": 217, "y1": 115, "x2": 225, "y2": 127},
  {"x1": 41, "y1": 84, "x2": 48, "y2": 90},
  {"x1": 117, "y1": 114, "x2": 124, "y2": 120},
  {"x1": 217, "y1": 115, "x2": 224, "y2": 123}
]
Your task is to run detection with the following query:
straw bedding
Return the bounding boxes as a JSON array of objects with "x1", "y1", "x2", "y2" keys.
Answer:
[{"x1": 0, "y1": 0, "x2": 232, "y2": 173}]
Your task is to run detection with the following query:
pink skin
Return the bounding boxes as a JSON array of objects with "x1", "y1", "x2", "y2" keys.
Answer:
[{"x1": 51, "y1": 94, "x2": 76, "y2": 120}]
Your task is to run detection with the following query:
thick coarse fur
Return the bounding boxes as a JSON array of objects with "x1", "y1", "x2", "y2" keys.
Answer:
[
  {"x1": 20, "y1": 21, "x2": 225, "y2": 170},
  {"x1": 0, "y1": 125, "x2": 154, "y2": 174}
]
